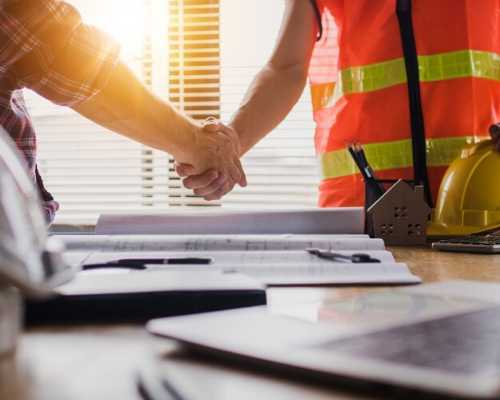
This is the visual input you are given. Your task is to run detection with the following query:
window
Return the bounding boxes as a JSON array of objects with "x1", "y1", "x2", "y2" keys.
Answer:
[
  {"x1": 27, "y1": 0, "x2": 318, "y2": 225},
  {"x1": 167, "y1": 0, "x2": 222, "y2": 206},
  {"x1": 220, "y1": 1, "x2": 318, "y2": 208}
]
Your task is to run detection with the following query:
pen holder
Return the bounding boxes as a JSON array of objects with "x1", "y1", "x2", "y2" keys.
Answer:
[{"x1": 365, "y1": 179, "x2": 431, "y2": 246}]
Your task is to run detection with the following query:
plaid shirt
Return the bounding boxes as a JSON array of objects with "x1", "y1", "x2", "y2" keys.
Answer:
[{"x1": 0, "y1": 0, "x2": 119, "y2": 223}]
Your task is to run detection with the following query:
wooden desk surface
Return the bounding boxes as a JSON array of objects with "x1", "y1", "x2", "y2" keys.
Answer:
[{"x1": 2, "y1": 248, "x2": 500, "y2": 400}]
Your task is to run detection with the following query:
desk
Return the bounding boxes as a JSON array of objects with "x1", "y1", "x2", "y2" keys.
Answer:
[{"x1": 2, "y1": 248, "x2": 500, "y2": 400}]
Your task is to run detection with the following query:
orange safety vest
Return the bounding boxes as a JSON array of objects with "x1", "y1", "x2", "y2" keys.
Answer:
[{"x1": 309, "y1": 0, "x2": 500, "y2": 208}]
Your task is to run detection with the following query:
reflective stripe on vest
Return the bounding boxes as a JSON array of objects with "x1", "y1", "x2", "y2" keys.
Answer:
[
  {"x1": 320, "y1": 136, "x2": 482, "y2": 180},
  {"x1": 311, "y1": 50, "x2": 500, "y2": 112}
]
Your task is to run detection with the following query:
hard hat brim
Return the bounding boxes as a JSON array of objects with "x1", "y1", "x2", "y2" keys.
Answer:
[{"x1": 427, "y1": 222, "x2": 500, "y2": 238}]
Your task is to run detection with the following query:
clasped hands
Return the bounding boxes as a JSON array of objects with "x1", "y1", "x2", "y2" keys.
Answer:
[{"x1": 176, "y1": 118, "x2": 246, "y2": 201}]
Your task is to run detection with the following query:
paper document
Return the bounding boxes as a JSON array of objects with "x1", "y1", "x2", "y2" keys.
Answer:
[
  {"x1": 62, "y1": 251, "x2": 92, "y2": 268},
  {"x1": 81, "y1": 250, "x2": 420, "y2": 286},
  {"x1": 58, "y1": 234, "x2": 384, "y2": 252},
  {"x1": 95, "y1": 208, "x2": 364, "y2": 235},
  {"x1": 57, "y1": 270, "x2": 263, "y2": 296}
]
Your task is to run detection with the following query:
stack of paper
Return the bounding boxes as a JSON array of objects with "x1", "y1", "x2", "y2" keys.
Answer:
[
  {"x1": 57, "y1": 208, "x2": 420, "y2": 286},
  {"x1": 77, "y1": 249, "x2": 420, "y2": 285},
  {"x1": 59, "y1": 234, "x2": 420, "y2": 286}
]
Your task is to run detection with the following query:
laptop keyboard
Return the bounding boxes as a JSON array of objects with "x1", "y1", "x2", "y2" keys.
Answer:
[{"x1": 321, "y1": 306, "x2": 500, "y2": 375}]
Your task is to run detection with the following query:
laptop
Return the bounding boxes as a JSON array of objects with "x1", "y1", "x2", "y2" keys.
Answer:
[{"x1": 147, "y1": 281, "x2": 500, "y2": 399}]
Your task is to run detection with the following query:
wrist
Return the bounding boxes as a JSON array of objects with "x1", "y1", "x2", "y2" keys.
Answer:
[
  {"x1": 168, "y1": 119, "x2": 201, "y2": 163},
  {"x1": 148, "y1": 99, "x2": 200, "y2": 161},
  {"x1": 228, "y1": 121, "x2": 248, "y2": 157}
]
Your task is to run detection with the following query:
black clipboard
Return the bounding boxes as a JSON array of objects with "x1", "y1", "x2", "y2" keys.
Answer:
[{"x1": 25, "y1": 270, "x2": 266, "y2": 325}]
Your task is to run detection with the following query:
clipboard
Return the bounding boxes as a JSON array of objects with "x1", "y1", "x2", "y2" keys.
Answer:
[{"x1": 25, "y1": 270, "x2": 266, "y2": 325}]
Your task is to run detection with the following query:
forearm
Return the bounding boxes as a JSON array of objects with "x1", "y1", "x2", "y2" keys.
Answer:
[
  {"x1": 230, "y1": 62, "x2": 308, "y2": 155},
  {"x1": 229, "y1": 0, "x2": 317, "y2": 155},
  {"x1": 73, "y1": 62, "x2": 198, "y2": 162}
]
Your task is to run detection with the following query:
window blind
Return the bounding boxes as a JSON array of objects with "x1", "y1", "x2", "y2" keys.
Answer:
[
  {"x1": 220, "y1": 0, "x2": 319, "y2": 208},
  {"x1": 166, "y1": 0, "x2": 222, "y2": 207},
  {"x1": 27, "y1": 0, "x2": 319, "y2": 225}
]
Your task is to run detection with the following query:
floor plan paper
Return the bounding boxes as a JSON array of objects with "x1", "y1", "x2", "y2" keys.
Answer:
[
  {"x1": 83, "y1": 250, "x2": 395, "y2": 265},
  {"x1": 57, "y1": 234, "x2": 384, "y2": 252},
  {"x1": 95, "y1": 208, "x2": 364, "y2": 235},
  {"x1": 80, "y1": 250, "x2": 420, "y2": 286}
]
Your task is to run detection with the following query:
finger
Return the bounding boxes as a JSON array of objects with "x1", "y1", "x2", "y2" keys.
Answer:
[
  {"x1": 205, "y1": 181, "x2": 235, "y2": 201},
  {"x1": 203, "y1": 116, "x2": 219, "y2": 126},
  {"x1": 183, "y1": 169, "x2": 219, "y2": 190},
  {"x1": 202, "y1": 117, "x2": 220, "y2": 132},
  {"x1": 226, "y1": 160, "x2": 242, "y2": 186},
  {"x1": 193, "y1": 174, "x2": 227, "y2": 197},
  {"x1": 175, "y1": 163, "x2": 196, "y2": 177},
  {"x1": 217, "y1": 124, "x2": 242, "y2": 154},
  {"x1": 234, "y1": 158, "x2": 247, "y2": 187},
  {"x1": 215, "y1": 125, "x2": 246, "y2": 185}
]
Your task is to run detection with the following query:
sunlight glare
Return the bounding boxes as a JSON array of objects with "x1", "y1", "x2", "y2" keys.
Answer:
[{"x1": 70, "y1": 0, "x2": 147, "y2": 59}]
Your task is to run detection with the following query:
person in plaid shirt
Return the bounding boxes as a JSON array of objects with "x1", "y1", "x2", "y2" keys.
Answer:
[{"x1": 0, "y1": 0, "x2": 246, "y2": 223}]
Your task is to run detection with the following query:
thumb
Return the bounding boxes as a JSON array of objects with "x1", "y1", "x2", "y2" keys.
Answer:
[
  {"x1": 176, "y1": 163, "x2": 196, "y2": 177},
  {"x1": 202, "y1": 117, "x2": 220, "y2": 133}
]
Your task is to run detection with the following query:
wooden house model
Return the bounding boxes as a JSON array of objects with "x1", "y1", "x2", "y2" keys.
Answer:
[{"x1": 366, "y1": 180, "x2": 431, "y2": 245}]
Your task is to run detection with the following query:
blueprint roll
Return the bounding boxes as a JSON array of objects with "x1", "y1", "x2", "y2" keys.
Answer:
[{"x1": 0, "y1": 285, "x2": 22, "y2": 357}]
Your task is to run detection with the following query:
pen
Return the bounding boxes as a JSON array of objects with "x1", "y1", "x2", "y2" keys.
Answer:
[
  {"x1": 307, "y1": 248, "x2": 381, "y2": 263},
  {"x1": 348, "y1": 144, "x2": 385, "y2": 198},
  {"x1": 82, "y1": 257, "x2": 213, "y2": 271},
  {"x1": 116, "y1": 258, "x2": 213, "y2": 265}
]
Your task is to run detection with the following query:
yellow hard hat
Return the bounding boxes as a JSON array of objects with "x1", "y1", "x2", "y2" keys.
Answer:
[{"x1": 428, "y1": 140, "x2": 500, "y2": 237}]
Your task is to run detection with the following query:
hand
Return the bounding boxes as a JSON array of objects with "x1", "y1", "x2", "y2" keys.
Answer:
[
  {"x1": 490, "y1": 123, "x2": 500, "y2": 152},
  {"x1": 177, "y1": 119, "x2": 247, "y2": 200}
]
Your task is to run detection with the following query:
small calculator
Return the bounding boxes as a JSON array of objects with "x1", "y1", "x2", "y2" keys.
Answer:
[{"x1": 432, "y1": 233, "x2": 500, "y2": 254}]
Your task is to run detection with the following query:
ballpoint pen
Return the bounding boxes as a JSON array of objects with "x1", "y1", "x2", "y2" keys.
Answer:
[
  {"x1": 82, "y1": 257, "x2": 213, "y2": 271},
  {"x1": 306, "y1": 248, "x2": 381, "y2": 263},
  {"x1": 348, "y1": 144, "x2": 385, "y2": 199}
]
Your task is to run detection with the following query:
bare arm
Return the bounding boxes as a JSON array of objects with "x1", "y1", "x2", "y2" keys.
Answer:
[
  {"x1": 179, "y1": 0, "x2": 318, "y2": 198},
  {"x1": 73, "y1": 62, "x2": 245, "y2": 184},
  {"x1": 230, "y1": 0, "x2": 319, "y2": 154},
  {"x1": 10, "y1": 0, "x2": 245, "y2": 186},
  {"x1": 73, "y1": 62, "x2": 197, "y2": 161}
]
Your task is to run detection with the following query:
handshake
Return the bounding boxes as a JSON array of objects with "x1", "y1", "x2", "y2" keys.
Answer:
[{"x1": 174, "y1": 118, "x2": 247, "y2": 201}]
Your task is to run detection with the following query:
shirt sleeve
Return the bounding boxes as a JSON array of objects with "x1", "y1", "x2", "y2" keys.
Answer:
[{"x1": 0, "y1": 0, "x2": 120, "y2": 106}]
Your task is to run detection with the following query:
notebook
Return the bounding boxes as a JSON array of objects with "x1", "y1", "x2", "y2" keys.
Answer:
[{"x1": 25, "y1": 266, "x2": 266, "y2": 324}]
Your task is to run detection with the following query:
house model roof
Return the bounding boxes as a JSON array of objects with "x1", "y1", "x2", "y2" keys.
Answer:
[{"x1": 366, "y1": 180, "x2": 431, "y2": 216}]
